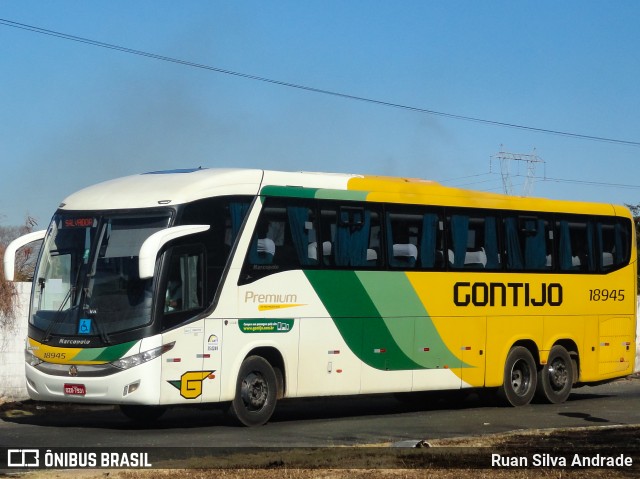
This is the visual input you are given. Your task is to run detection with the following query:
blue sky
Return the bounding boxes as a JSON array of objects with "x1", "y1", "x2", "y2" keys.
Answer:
[{"x1": 1, "y1": 1, "x2": 639, "y2": 227}]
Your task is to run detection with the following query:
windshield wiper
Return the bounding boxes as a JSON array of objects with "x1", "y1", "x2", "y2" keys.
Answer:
[{"x1": 41, "y1": 285, "x2": 75, "y2": 343}]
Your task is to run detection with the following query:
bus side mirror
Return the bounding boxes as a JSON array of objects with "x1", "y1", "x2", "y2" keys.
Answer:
[
  {"x1": 138, "y1": 225, "x2": 210, "y2": 279},
  {"x1": 3, "y1": 230, "x2": 46, "y2": 282}
]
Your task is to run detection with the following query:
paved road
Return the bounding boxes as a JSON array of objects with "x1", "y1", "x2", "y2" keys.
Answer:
[{"x1": 1, "y1": 377, "x2": 639, "y2": 448}]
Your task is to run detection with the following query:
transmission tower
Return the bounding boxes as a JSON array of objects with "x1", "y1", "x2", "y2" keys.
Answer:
[{"x1": 491, "y1": 147, "x2": 545, "y2": 196}]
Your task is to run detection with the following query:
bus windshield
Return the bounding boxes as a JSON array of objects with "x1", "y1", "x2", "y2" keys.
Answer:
[{"x1": 31, "y1": 212, "x2": 172, "y2": 339}]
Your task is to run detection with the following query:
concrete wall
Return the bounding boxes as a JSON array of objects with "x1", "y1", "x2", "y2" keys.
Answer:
[
  {"x1": 0, "y1": 282, "x2": 31, "y2": 402},
  {"x1": 0, "y1": 286, "x2": 639, "y2": 402}
]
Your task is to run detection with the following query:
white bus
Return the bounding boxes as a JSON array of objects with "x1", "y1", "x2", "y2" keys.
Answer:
[{"x1": 5, "y1": 168, "x2": 636, "y2": 426}]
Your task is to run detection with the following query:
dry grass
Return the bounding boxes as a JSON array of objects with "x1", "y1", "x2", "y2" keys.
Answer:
[
  {"x1": 11, "y1": 467, "x2": 638, "y2": 479},
  {"x1": 12, "y1": 425, "x2": 639, "y2": 479}
]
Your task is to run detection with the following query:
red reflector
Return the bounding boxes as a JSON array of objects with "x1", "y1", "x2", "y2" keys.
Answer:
[{"x1": 423, "y1": 347, "x2": 430, "y2": 352}]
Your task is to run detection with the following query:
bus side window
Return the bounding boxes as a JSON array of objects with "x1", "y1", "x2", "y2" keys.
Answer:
[
  {"x1": 386, "y1": 211, "x2": 420, "y2": 268},
  {"x1": 447, "y1": 212, "x2": 499, "y2": 270},
  {"x1": 162, "y1": 246, "x2": 205, "y2": 329},
  {"x1": 504, "y1": 216, "x2": 552, "y2": 271},
  {"x1": 241, "y1": 198, "x2": 318, "y2": 283},
  {"x1": 180, "y1": 195, "x2": 252, "y2": 305},
  {"x1": 322, "y1": 203, "x2": 380, "y2": 268},
  {"x1": 386, "y1": 208, "x2": 445, "y2": 270},
  {"x1": 523, "y1": 218, "x2": 553, "y2": 271},
  {"x1": 597, "y1": 218, "x2": 631, "y2": 272},
  {"x1": 164, "y1": 249, "x2": 204, "y2": 313},
  {"x1": 557, "y1": 218, "x2": 594, "y2": 272}
]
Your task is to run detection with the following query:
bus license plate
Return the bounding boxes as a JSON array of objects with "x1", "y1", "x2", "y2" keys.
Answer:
[{"x1": 64, "y1": 384, "x2": 86, "y2": 396}]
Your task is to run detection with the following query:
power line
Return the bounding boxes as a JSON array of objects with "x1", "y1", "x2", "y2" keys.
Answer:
[
  {"x1": 540, "y1": 176, "x2": 640, "y2": 190},
  {"x1": 442, "y1": 170, "x2": 640, "y2": 191},
  {"x1": 438, "y1": 172, "x2": 494, "y2": 184},
  {"x1": 2, "y1": 17, "x2": 640, "y2": 148}
]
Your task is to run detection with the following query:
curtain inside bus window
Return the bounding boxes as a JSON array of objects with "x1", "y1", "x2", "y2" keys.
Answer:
[
  {"x1": 420, "y1": 213, "x2": 438, "y2": 268},
  {"x1": 350, "y1": 209, "x2": 371, "y2": 267},
  {"x1": 504, "y1": 218, "x2": 523, "y2": 270},
  {"x1": 386, "y1": 213, "x2": 418, "y2": 268},
  {"x1": 385, "y1": 214, "x2": 396, "y2": 267},
  {"x1": 586, "y1": 222, "x2": 596, "y2": 271},
  {"x1": 450, "y1": 215, "x2": 468, "y2": 269},
  {"x1": 287, "y1": 206, "x2": 317, "y2": 266},
  {"x1": 229, "y1": 202, "x2": 250, "y2": 243},
  {"x1": 249, "y1": 218, "x2": 274, "y2": 265},
  {"x1": 614, "y1": 222, "x2": 625, "y2": 265},
  {"x1": 524, "y1": 219, "x2": 546, "y2": 270},
  {"x1": 334, "y1": 209, "x2": 351, "y2": 266},
  {"x1": 484, "y1": 216, "x2": 500, "y2": 270},
  {"x1": 334, "y1": 208, "x2": 371, "y2": 267},
  {"x1": 558, "y1": 220, "x2": 573, "y2": 271},
  {"x1": 596, "y1": 222, "x2": 605, "y2": 270}
]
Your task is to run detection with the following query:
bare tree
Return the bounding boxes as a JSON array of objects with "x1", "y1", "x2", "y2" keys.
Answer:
[{"x1": 0, "y1": 216, "x2": 39, "y2": 329}]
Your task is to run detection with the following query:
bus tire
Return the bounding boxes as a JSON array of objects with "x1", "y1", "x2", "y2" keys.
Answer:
[
  {"x1": 499, "y1": 346, "x2": 537, "y2": 407},
  {"x1": 536, "y1": 345, "x2": 573, "y2": 404},
  {"x1": 227, "y1": 355, "x2": 278, "y2": 427},
  {"x1": 119, "y1": 405, "x2": 167, "y2": 422}
]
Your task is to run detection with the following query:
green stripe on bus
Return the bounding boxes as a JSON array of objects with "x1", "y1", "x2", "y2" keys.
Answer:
[
  {"x1": 260, "y1": 185, "x2": 368, "y2": 202},
  {"x1": 315, "y1": 190, "x2": 369, "y2": 201},
  {"x1": 355, "y1": 271, "x2": 468, "y2": 369},
  {"x1": 260, "y1": 186, "x2": 319, "y2": 198},
  {"x1": 304, "y1": 270, "x2": 422, "y2": 370}
]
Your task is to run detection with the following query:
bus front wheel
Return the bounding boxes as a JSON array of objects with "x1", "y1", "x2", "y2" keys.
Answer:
[
  {"x1": 536, "y1": 345, "x2": 573, "y2": 404},
  {"x1": 228, "y1": 355, "x2": 278, "y2": 427},
  {"x1": 499, "y1": 346, "x2": 537, "y2": 407}
]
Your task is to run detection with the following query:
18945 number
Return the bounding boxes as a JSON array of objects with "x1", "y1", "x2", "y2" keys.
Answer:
[{"x1": 589, "y1": 289, "x2": 625, "y2": 302}]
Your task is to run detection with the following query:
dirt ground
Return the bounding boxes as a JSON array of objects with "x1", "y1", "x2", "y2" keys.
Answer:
[{"x1": 5, "y1": 424, "x2": 639, "y2": 479}]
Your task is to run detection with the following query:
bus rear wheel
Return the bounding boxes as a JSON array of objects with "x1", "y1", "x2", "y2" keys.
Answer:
[
  {"x1": 499, "y1": 346, "x2": 537, "y2": 407},
  {"x1": 228, "y1": 355, "x2": 278, "y2": 427},
  {"x1": 536, "y1": 345, "x2": 573, "y2": 404}
]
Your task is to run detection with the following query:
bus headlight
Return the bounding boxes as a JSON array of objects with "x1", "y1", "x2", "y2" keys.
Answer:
[
  {"x1": 110, "y1": 342, "x2": 175, "y2": 370},
  {"x1": 25, "y1": 348, "x2": 43, "y2": 367}
]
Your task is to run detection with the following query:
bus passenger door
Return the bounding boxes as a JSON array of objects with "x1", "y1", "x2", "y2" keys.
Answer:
[
  {"x1": 160, "y1": 325, "x2": 205, "y2": 404},
  {"x1": 159, "y1": 247, "x2": 211, "y2": 404},
  {"x1": 200, "y1": 318, "x2": 223, "y2": 403}
]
